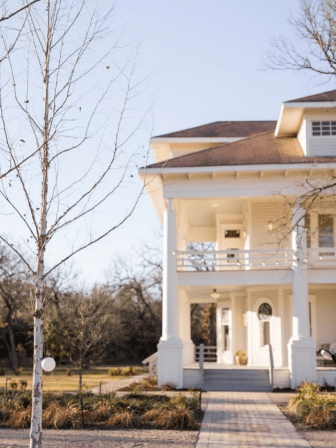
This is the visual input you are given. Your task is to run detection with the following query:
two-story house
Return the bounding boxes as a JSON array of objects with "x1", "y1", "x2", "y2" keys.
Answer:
[{"x1": 138, "y1": 90, "x2": 336, "y2": 391}]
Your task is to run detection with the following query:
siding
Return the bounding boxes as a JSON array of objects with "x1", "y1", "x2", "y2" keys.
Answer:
[
  {"x1": 308, "y1": 137, "x2": 336, "y2": 156},
  {"x1": 251, "y1": 202, "x2": 289, "y2": 250},
  {"x1": 312, "y1": 289, "x2": 336, "y2": 348}
]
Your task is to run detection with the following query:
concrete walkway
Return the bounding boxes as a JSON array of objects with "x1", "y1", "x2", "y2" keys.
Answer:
[
  {"x1": 196, "y1": 392, "x2": 310, "y2": 447},
  {"x1": 90, "y1": 374, "x2": 148, "y2": 394}
]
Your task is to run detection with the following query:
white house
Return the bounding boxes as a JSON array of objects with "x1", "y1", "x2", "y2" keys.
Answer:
[{"x1": 138, "y1": 90, "x2": 336, "y2": 390}]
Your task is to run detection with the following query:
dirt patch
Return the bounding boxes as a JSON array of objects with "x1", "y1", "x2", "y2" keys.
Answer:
[{"x1": 0, "y1": 428, "x2": 198, "y2": 448}]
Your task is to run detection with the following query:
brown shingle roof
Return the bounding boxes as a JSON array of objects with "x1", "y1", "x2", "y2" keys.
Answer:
[
  {"x1": 155, "y1": 121, "x2": 276, "y2": 138},
  {"x1": 146, "y1": 131, "x2": 336, "y2": 169},
  {"x1": 286, "y1": 89, "x2": 336, "y2": 103}
]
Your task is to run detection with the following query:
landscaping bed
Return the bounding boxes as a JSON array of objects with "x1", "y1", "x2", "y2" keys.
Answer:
[{"x1": 0, "y1": 390, "x2": 201, "y2": 430}]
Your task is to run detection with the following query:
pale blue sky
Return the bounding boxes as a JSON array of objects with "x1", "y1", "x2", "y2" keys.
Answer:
[{"x1": 14, "y1": 0, "x2": 336, "y2": 284}]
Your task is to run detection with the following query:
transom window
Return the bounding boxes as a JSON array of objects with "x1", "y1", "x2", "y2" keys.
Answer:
[{"x1": 312, "y1": 121, "x2": 336, "y2": 136}]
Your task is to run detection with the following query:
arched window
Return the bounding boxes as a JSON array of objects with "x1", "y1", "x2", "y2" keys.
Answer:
[{"x1": 258, "y1": 303, "x2": 272, "y2": 346}]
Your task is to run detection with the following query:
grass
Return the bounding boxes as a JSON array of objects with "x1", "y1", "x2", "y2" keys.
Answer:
[
  {"x1": 0, "y1": 366, "x2": 148, "y2": 393},
  {"x1": 282, "y1": 381, "x2": 336, "y2": 429},
  {"x1": 0, "y1": 390, "x2": 201, "y2": 430}
]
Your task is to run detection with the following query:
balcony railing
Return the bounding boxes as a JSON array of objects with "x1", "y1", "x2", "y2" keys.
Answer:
[
  {"x1": 176, "y1": 249, "x2": 293, "y2": 271},
  {"x1": 176, "y1": 248, "x2": 336, "y2": 271}
]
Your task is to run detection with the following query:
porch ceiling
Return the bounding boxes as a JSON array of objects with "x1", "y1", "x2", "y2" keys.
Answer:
[
  {"x1": 184, "y1": 284, "x2": 246, "y2": 303},
  {"x1": 182, "y1": 198, "x2": 244, "y2": 227}
]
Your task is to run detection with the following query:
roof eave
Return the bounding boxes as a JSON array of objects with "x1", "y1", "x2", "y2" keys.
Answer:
[
  {"x1": 139, "y1": 161, "x2": 336, "y2": 176},
  {"x1": 276, "y1": 101, "x2": 336, "y2": 137}
]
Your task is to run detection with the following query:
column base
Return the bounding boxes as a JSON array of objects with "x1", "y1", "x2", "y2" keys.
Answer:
[
  {"x1": 182, "y1": 339, "x2": 195, "y2": 365},
  {"x1": 157, "y1": 339, "x2": 183, "y2": 389},
  {"x1": 288, "y1": 337, "x2": 316, "y2": 390}
]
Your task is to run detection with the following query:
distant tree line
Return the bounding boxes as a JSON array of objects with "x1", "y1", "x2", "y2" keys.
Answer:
[{"x1": 0, "y1": 242, "x2": 215, "y2": 372}]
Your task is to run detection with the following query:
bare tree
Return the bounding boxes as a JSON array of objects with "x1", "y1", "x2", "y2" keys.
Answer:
[
  {"x1": 0, "y1": 1, "x2": 150, "y2": 446},
  {"x1": 0, "y1": 245, "x2": 30, "y2": 371},
  {"x1": 266, "y1": 0, "x2": 336, "y2": 79}
]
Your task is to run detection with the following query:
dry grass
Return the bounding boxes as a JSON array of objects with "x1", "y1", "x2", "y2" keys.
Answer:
[
  {"x1": 0, "y1": 391, "x2": 200, "y2": 430},
  {"x1": 119, "y1": 376, "x2": 177, "y2": 392},
  {"x1": 285, "y1": 381, "x2": 336, "y2": 429},
  {"x1": 0, "y1": 366, "x2": 147, "y2": 393}
]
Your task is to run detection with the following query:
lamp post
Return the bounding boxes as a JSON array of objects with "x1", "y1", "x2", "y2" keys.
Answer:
[{"x1": 41, "y1": 357, "x2": 56, "y2": 373}]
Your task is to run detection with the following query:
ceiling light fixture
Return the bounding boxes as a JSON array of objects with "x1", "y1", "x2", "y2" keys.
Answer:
[{"x1": 210, "y1": 288, "x2": 220, "y2": 300}]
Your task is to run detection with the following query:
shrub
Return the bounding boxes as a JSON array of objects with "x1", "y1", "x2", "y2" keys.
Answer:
[
  {"x1": 14, "y1": 368, "x2": 23, "y2": 376},
  {"x1": 10, "y1": 381, "x2": 18, "y2": 390},
  {"x1": 0, "y1": 368, "x2": 5, "y2": 376},
  {"x1": 66, "y1": 369, "x2": 72, "y2": 376},
  {"x1": 20, "y1": 380, "x2": 28, "y2": 391},
  {"x1": 287, "y1": 381, "x2": 336, "y2": 429},
  {"x1": 121, "y1": 366, "x2": 135, "y2": 376},
  {"x1": 108, "y1": 367, "x2": 122, "y2": 377}
]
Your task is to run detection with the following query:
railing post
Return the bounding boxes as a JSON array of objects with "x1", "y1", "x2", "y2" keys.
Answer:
[
  {"x1": 199, "y1": 343, "x2": 204, "y2": 390},
  {"x1": 268, "y1": 344, "x2": 274, "y2": 391}
]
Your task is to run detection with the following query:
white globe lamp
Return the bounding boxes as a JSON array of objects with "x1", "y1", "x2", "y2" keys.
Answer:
[{"x1": 41, "y1": 357, "x2": 56, "y2": 372}]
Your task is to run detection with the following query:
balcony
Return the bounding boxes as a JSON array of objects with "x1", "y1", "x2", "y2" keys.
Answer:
[{"x1": 176, "y1": 248, "x2": 336, "y2": 272}]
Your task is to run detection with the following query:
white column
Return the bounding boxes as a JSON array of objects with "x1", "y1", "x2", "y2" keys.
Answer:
[
  {"x1": 288, "y1": 204, "x2": 316, "y2": 389},
  {"x1": 178, "y1": 288, "x2": 194, "y2": 365},
  {"x1": 157, "y1": 199, "x2": 183, "y2": 388}
]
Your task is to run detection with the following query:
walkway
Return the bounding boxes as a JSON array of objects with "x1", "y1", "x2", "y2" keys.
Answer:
[
  {"x1": 90, "y1": 374, "x2": 148, "y2": 394},
  {"x1": 196, "y1": 392, "x2": 310, "y2": 447}
]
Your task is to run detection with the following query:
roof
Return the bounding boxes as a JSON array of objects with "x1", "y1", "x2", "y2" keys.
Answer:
[
  {"x1": 146, "y1": 131, "x2": 336, "y2": 169},
  {"x1": 155, "y1": 121, "x2": 276, "y2": 138},
  {"x1": 286, "y1": 89, "x2": 336, "y2": 103}
]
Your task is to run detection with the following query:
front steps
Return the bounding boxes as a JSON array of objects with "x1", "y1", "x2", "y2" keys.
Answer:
[{"x1": 203, "y1": 368, "x2": 272, "y2": 391}]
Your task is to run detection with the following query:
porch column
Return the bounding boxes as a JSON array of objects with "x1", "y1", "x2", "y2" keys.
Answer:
[
  {"x1": 157, "y1": 199, "x2": 183, "y2": 388},
  {"x1": 288, "y1": 204, "x2": 316, "y2": 389}
]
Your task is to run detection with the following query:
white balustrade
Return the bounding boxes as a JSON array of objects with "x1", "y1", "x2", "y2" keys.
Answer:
[{"x1": 176, "y1": 248, "x2": 293, "y2": 271}]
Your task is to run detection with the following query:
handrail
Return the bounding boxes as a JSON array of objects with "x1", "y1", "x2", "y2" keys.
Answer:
[
  {"x1": 199, "y1": 343, "x2": 204, "y2": 390},
  {"x1": 268, "y1": 344, "x2": 274, "y2": 391}
]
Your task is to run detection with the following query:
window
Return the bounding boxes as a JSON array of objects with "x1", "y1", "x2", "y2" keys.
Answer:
[
  {"x1": 318, "y1": 214, "x2": 334, "y2": 247},
  {"x1": 258, "y1": 303, "x2": 272, "y2": 347},
  {"x1": 312, "y1": 121, "x2": 336, "y2": 136},
  {"x1": 222, "y1": 308, "x2": 230, "y2": 351}
]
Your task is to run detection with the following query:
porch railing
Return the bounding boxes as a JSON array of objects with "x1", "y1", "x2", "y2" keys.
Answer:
[
  {"x1": 176, "y1": 249, "x2": 293, "y2": 272},
  {"x1": 307, "y1": 248, "x2": 336, "y2": 267},
  {"x1": 176, "y1": 248, "x2": 336, "y2": 272},
  {"x1": 195, "y1": 345, "x2": 217, "y2": 362}
]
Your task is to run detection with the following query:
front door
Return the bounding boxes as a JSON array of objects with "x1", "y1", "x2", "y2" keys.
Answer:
[
  {"x1": 219, "y1": 224, "x2": 244, "y2": 267},
  {"x1": 216, "y1": 302, "x2": 234, "y2": 364}
]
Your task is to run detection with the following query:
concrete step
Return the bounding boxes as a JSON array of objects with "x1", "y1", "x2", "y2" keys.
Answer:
[{"x1": 203, "y1": 368, "x2": 271, "y2": 391}]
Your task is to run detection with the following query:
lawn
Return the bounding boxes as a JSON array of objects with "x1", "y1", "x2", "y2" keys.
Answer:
[{"x1": 0, "y1": 366, "x2": 148, "y2": 393}]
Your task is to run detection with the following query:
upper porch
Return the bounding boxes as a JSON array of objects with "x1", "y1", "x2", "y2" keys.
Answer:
[{"x1": 171, "y1": 196, "x2": 336, "y2": 275}]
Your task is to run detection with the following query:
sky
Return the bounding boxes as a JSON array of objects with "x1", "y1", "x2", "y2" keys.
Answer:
[{"x1": 4, "y1": 0, "x2": 336, "y2": 285}]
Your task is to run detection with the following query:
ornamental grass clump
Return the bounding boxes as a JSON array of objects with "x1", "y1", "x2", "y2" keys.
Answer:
[
  {"x1": 0, "y1": 390, "x2": 201, "y2": 430},
  {"x1": 287, "y1": 381, "x2": 336, "y2": 429}
]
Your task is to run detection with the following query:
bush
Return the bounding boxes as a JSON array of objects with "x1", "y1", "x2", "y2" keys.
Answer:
[
  {"x1": 108, "y1": 367, "x2": 122, "y2": 377},
  {"x1": 66, "y1": 369, "x2": 72, "y2": 376},
  {"x1": 287, "y1": 381, "x2": 336, "y2": 429},
  {"x1": 0, "y1": 368, "x2": 5, "y2": 376},
  {"x1": 14, "y1": 368, "x2": 23, "y2": 376}
]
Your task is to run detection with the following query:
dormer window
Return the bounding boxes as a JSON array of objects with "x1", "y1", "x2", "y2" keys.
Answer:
[{"x1": 312, "y1": 121, "x2": 336, "y2": 136}]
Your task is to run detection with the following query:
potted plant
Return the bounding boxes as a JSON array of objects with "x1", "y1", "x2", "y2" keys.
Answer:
[{"x1": 235, "y1": 350, "x2": 248, "y2": 365}]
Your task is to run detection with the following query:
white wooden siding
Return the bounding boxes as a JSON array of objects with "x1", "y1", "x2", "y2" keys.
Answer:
[
  {"x1": 308, "y1": 137, "x2": 336, "y2": 156},
  {"x1": 251, "y1": 202, "x2": 289, "y2": 250}
]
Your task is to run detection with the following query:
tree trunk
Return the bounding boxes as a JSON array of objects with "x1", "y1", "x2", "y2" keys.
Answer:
[
  {"x1": 30, "y1": 1, "x2": 51, "y2": 446},
  {"x1": 29, "y1": 305, "x2": 43, "y2": 448}
]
